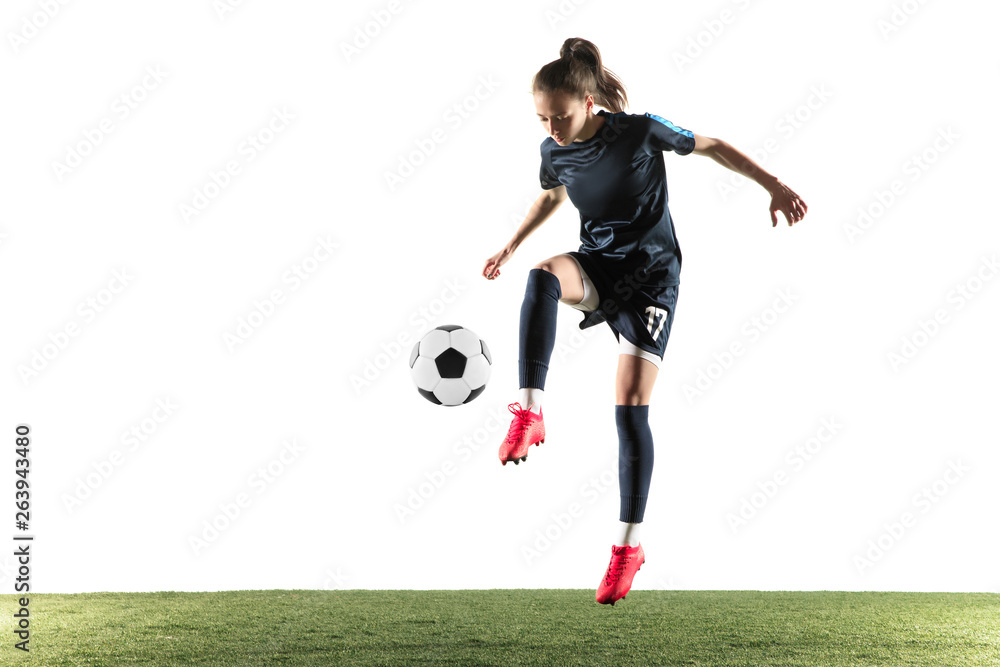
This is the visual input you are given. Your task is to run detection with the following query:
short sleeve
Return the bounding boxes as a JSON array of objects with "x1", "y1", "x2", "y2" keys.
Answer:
[
  {"x1": 644, "y1": 112, "x2": 695, "y2": 156},
  {"x1": 539, "y1": 142, "x2": 561, "y2": 189}
]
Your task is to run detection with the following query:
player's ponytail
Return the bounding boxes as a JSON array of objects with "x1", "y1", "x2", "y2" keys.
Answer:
[{"x1": 532, "y1": 38, "x2": 628, "y2": 113}]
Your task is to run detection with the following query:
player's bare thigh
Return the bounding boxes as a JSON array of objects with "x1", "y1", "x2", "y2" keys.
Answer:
[
  {"x1": 532, "y1": 254, "x2": 586, "y2": 305},
  {"x1": 616, "y1": 353, "x2": 659, "y2": 405}
]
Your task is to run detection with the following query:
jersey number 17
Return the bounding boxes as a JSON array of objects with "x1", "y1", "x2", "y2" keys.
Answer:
[{"x1": 645, "y1": 306, "x2": 669, "y2": 342}]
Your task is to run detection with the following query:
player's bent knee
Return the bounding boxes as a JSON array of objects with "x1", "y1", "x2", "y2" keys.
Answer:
[
  {"x1": 534, "y1": 256, "x2": 584, "y2": 305},
  {"x1": 615, "y1": 392, "x2": 649, "y2": 406}
]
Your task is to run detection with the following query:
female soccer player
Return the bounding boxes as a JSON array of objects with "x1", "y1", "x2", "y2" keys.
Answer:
[{"x1": 482, "y1": 38, "x2": 807, "y2": 606}]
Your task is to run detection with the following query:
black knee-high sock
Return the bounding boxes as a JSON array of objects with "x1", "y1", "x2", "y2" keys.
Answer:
[
  {"x1": 518, "y1": 268, "x2": 561, "y2": 390},
  {"x1": 616, "y1": 404, "x2": 654, "y2": 523}
]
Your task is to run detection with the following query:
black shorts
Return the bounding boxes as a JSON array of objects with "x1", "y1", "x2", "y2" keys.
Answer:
[{"x1": 564, "y1": 250, "x2": 679, "y2": 364}]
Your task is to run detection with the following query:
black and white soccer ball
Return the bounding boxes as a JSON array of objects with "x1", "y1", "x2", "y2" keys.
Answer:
[{"x1": 409, "y1": 324, "x2": 492, "y2": 406}]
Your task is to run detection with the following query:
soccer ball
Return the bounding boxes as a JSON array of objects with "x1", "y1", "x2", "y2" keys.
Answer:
[{"x1": 409, "y1": 324, "x2": 492, "y2": 406}]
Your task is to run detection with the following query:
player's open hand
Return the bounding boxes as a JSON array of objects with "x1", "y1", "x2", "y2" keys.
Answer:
[
  {"x1": 483, "y1": 247, "x2": 513, "y2": 280},
  {"x1": 768, "y1": 180, "x2": 808, "y2": 227}
]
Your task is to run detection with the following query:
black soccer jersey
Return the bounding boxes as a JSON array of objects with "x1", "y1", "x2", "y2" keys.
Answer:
[{"x1": 539, "y1": 110, "x2": 695, "y2": 287}]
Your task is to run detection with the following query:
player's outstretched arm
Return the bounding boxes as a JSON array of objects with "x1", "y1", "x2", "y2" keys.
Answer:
[{"x1": 691, "y1": 133, "x2": 808, "y2": 227}]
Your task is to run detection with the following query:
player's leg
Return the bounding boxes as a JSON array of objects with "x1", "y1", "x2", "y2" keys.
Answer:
[
  {"x1": 518, "y1": 254, "x2": 587, "y2": 412},
  {"x1": 598, "y1": 286, "x2": 677, "y2": 603},
  {"x1": 596, "y1": 349, "x2": 659, "y2": 604},
  {"x1": 615, "y1": 351, "x2": 659, "y2": 537},
  {"x1": 613, "y1": 285, "x2": 674, "y2": 531},
  {"x1": 616, "y1": 348, "x2": 660, "y2": 405},
  {"x1": 499, "y1": 254, "x2": 587, "y2": 465}
]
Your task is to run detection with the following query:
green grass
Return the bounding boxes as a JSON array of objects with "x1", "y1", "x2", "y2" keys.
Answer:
[{"x1": 3, "y1": 590, "x2": 998, "y2": 666}]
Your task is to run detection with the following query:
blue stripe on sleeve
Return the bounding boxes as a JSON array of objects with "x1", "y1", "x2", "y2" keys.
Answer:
[{"x1": 646, "y1": 113, "x2": 694, "y2": 139}]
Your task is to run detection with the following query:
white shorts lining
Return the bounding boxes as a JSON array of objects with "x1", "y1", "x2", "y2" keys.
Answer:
[{"x1": 559, "y1": 253, "x2": 600, "y2": 312}]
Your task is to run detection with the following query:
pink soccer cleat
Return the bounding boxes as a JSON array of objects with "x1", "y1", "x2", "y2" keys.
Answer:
[
  {"x1": 596, "y1": 543, "x2": 645, "y2": 606},
  {"x1": 498, "y1": 402, "x2": 545, "y2": 466}
]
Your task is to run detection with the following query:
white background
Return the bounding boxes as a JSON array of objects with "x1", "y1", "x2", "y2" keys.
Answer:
[{"x1": 1, "y1": 0, "x2": 997, "y2": 594}]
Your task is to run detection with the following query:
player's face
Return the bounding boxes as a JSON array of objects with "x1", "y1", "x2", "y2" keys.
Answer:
[{"x1": 535, "y1": 91, "x2": 590, "y2": 145}]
